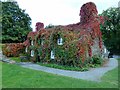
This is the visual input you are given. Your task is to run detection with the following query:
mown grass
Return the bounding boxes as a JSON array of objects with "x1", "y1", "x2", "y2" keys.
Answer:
[
  {"x1": 118, "y1": 58, "x2": 120, "y2": 60},
  {"x1": 0, "y1": 44, "x2": 2, "y2": 89},
  {"x1": 2, "y1": 61, "x2": 118, "y2": 88},
  {"x1": 9, "y1": 57, "x2": 21, "y2": 63},
  {"x1": 0, "y1": 62, "x2": 2, "y2": 89},
  {"x1": 9, "y1": 57, "x2": 30, "y2": 63}
]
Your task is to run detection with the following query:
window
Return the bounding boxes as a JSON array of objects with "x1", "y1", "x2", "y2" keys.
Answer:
[
  {"x1": 38, "y1": 38, "x2": 44, "y2": 45},
  {"x1": 31, "y1": 40, "x2": 34, "y2": 46},
  {"x1": 57, "y1": 37, "x2": 63, "y2": 45},
  {"x1": 31, "y1": 50, "x2": 34, "y2": 57},
  {"x1": 41, "y1": 39, "x2": 44, "y2": 45},
  {"x1": 104, "y1": 48, "x2": 107, "y2": 53},
  {"x1": 25, "y1": 47, "x2": 28, "y2": 52},
  {"x1": 51, "y1": 50, "x2": 55, "y2": 59}
]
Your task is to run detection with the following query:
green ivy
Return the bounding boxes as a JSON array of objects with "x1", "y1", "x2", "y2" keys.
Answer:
[{"x1": 26, "y1": 26, "x2": 103, "y2": 68}]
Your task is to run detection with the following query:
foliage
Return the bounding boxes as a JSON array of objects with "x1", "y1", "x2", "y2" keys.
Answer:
[
  {"x1": 89, "y1": 55, "x2": 103, "y2": 65},
  {"x1": 0, "y1": 2, "x2": 2, "y2": 44},
  {"x1": 38, "y1": 62, "x2": 88, "y2": 71},
  {"x1": 45, "y1": 24, "x2": 55, "y2": 29},
  {"x1": 2, "y1": 43, "x2": 25, "y2": 57},
  {"x1": 26, "y1": 25, "x2": 103, "y2": 68},
  {"x1": 35, "y1": 22, "x2": 44, "y2": 31},
  {"x1": 2, "y1": 62, "x2": 118, "y2": 88},
  {"x1": 2, "y1": 1, "x2": 32, "y2": 43},
  {"x1": 9, "y1": 56, "x2": 30, "y2": 62},
  {"x1": 0, "y1": 44, "x2": 3, "y2": 50},
  {"x1": 23, "y1": 2, "x2": 104, "y2": 68},
  {"x1": 35, "y1": 28, "x2": 81, "y2": 67},
  {"x1": 100, "y1": 7, "x2": 120, "y2": 54},
  {"x1": 38, "y1": 59, "x2": 103, "y2": 71},
  {"x1": 80, "y1": 2, "x2": 98, "y2": 24},
  {"x1": 9, "y1": 57, "x2": 21, "y2": 62}
]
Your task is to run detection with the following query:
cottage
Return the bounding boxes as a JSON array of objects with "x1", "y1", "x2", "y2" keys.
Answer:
[{"x1": 23, "y1": 2, "x2": 108, "y2": 67}]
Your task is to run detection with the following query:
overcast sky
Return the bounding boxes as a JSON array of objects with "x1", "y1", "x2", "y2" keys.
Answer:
[{"x1": 15, "y1": 0, "x2": 119, "y2": 31}]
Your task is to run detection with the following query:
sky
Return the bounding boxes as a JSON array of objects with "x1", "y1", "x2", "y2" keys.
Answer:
[{"x1": 14, "y1": 0, "x2": 120, "y2": 31}]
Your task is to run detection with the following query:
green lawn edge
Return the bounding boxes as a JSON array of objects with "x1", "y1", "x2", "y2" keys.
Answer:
[{"x1": 2, "y1": 61, "x2": 118, "y2": 88}]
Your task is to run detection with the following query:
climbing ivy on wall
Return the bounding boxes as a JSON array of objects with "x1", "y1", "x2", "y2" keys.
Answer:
[{"x1": 22, "y1": 2, "x2": 104, "y2": 68}]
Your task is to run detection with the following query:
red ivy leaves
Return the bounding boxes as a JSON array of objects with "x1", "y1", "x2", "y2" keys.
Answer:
[
  {"x1": 23, "y1": 2, "x2": 104, "y2": 64},
  {"x1": 36, "y1": 22, "x2": 44, "y2": 31},
  {"x1": 2, "y1": 43, "x2": 25, "y2": 57},
  {"x1": 80, "y1": 2, "x2": 98, "y2": 24}
]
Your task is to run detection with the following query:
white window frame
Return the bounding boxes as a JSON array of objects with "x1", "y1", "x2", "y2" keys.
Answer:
[
  {"x1": 57, "y1": 37, "x2": 63, "y2": 45},
  {"x1": 51, "y1": 50, "x2": 55, "y2": 59},
  {"x1": 25, "y1": 47, "x2": 28, "y2": 53},
  {"x1": 41, "y1": 39, "x2": 44, "y2": 45},
  {"x1": 31, "y1": 40, "x2": 34, "y2": 46},
  {"x1": 104, "y1": 48, "x2": 107, "y2": 53},
  {"x1": 31, "y1": 50, "x2": 34, "y2": 57}
]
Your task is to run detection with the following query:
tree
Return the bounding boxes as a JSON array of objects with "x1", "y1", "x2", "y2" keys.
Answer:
[
  {"x1": 2, "y1": 1, "x2": 32, "y2": 43},
  {"x1": 100, "y1": 7, "x2": 120, "y2": 54},
  {"x1": 0, "y1": 1, "x2": 2, "y2": 43},
  {"x1": 45, "y1": 24, "x2": 55, "y2": 29}
]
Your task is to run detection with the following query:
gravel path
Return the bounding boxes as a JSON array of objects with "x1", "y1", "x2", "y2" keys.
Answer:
[
  {"x1": 18, "y1": 58, "x2": 118, "y2": 82},
  {"x1": 0, "y1": 51, "x2": 118, "y2": 82},
  {"x1": 113, "y1": 55, "x2": 120, "y2": 59}
]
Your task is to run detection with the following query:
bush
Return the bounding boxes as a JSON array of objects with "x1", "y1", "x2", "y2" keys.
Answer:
[
  {"x1": 91, "y1": 55, "x2": 103, "y2": 65},
  {"x1": 2, "y1": 43, "x2": 25, "y2": 57}
]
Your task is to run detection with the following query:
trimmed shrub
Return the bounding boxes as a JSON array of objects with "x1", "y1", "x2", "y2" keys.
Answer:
[
  {"x1": 2, "y1": 43, "x2": 25, "y2": 57},
  {"x1": 91, "y1": 55, "x2": 103, "y2": 65}
]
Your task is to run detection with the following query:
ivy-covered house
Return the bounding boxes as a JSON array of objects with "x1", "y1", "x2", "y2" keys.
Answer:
[{"x1": 23, "y1": 2, "x2": 108, "y2": 67}]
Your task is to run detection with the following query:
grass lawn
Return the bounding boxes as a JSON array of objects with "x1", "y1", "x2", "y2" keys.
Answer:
[
  {"x1": 2, "y1": 61, "x2": 118, "y2": 88},
  {"x1": 118, "y1": 58, "x2": 120, "y2": 60},
  {"x1": 0, "y1": 62, "x2": 2, "y2": 89},
  {"x1": 0, "y1": 44, "x2": 3, "y2": 89},
  {"x1": 9, "y1": 57, "x2": 21, "y2": 63}
]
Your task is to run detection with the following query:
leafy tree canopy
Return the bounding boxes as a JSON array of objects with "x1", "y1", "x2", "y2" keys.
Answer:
[
  {"x1": 45, "y1": 24, "x2": 55, "y2": 29},
  {"x1": 100, "y1": 7, "x2": 120, "y2": 54},
  {"x1": 2, "y1": 0, "x2": 32, "y2": 43}
]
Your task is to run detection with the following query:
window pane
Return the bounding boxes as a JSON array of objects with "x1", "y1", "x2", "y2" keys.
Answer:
[
  {"x1": 57, "y1": 38, "x2": 63, "y2": 45},
  {"x1": 31, "y1": 40, "x2": 34, "y2": 46},
  {"x1": 25, "y1": 47, "x2": 28, "y2": 52},
  {"x1": 51, "y1": 51, "x2": 55, "y2": 59},
  {"x1": 31, "y1": 50, "x2": 34, "y2": 57},
  {"x1": 41, "y1": 40, "x2": 43, "y2": 45}
]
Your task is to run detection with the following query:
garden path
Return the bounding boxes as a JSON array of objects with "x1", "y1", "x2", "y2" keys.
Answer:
[
  {"x1": 18, "y1": 58, "x2": 118, "y2": 82},
  {"x1": 0, "y1": 50, "x2": 118, "y2": 82}
]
